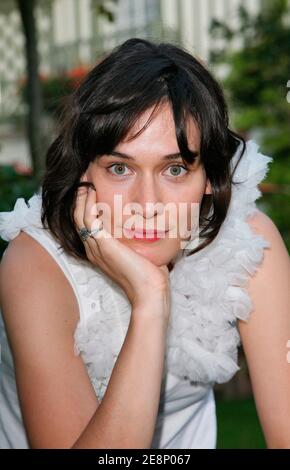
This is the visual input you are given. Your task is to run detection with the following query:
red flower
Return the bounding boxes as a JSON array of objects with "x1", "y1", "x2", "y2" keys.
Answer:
[{"x1": 66, "y1": 65, "x2": 90, "y2": 87}]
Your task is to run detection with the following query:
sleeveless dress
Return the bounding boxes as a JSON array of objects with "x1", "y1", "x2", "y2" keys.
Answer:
[{"x1": 0, "y1": 140, "x2": 273, "y2": 449}]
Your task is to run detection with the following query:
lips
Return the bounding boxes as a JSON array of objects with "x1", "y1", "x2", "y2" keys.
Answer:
[
  {"x1": 133, "y1": 229, "x2": 167, "y2": 237},
  {"x1": 123, "y1": 227, "x2": 168, "y2": 240}
]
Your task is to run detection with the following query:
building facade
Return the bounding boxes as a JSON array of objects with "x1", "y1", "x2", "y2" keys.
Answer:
[{"x1": 0, "y1": 0, "x2": 262, "y2": 119}]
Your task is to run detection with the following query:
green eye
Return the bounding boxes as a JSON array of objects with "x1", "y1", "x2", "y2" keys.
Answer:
[
  {"x1": 167, "y1": 165, "x2": 188, "y2": 177},
  {"x1": 106, "y1": 163, "x2": 189, "y2": 178},
  {"x1": 108, "y1": 163, "x2": 129, "y2": 176}
]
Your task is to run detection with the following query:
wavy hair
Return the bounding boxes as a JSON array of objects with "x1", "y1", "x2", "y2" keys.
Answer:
[{"x1": 40, "y1": 37, "x2": 245, "y2": 262}]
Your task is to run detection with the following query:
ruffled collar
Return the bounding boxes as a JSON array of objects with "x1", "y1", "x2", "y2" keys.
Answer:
[
  {"x1": 72, "y1": 140, "x2": 273, "y2": 399},
  {"x1": 0, "y1": 140, "x2": 273, "y2": 401}
]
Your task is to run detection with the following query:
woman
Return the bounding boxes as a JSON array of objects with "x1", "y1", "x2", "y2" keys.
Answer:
[{"x1": 0, "y1": 38, "x2": 289, "y2": 449}]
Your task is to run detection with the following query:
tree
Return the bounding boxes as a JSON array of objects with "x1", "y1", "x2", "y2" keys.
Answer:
[
  {"x1": 16, "y1": 0, "x2": 45, "y2": 184},
  {"x1": 209, "y1": 0, "x2": 290, "y2": 249},
  {"x1": 0, "y1": 0, "x2": 50, "y2": 183},
  {"x1": 210, "y1": 0, "x2": 290, "y2": 162},
  {"x1": 0, "y1": 0, "x2": 118, "y2": 184}
]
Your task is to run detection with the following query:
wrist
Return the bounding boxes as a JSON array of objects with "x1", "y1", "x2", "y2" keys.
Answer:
[{"x1": 131, "y1": 296, "x2": 170, "y2": 325}]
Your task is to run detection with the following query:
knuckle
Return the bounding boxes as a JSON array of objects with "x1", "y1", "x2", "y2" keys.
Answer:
[
  {"x1": 83, "y1": 215, "x2": 90, "y2": 229},
  {"x1": 76, "y1": 186, "x2": 88, "y2": 197},
  {"x1": 83, "y1": 211, "x2": 96, "y2": 230},
  {"x1": 73, "y1": 212, "x2": 82, "y2": 228}
]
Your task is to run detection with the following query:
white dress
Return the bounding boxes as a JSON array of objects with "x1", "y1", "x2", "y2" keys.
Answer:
[{"x1": 0, "y1": 140, "x2": 273, "y2": 449}]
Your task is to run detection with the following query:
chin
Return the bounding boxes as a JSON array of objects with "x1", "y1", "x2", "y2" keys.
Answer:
[{"x1": 130, "y1": 244, "x2": 180, "y2": 267}]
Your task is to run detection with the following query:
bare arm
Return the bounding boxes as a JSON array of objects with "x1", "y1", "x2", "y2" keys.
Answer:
[
  {"x1": 238, "y1": 209, "x2": 290, "y2": 448},
  {"x1": 0, "y1": 232, "x2": 168, "y2": 449},
  {"x1": 72, "y1": 302, "x2": 168, "y2": 449}
]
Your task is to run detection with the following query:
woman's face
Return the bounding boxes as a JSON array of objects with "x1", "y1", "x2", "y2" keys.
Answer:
[{"x1": 85, "y1": 101, "x2": 212, "y2": 267}]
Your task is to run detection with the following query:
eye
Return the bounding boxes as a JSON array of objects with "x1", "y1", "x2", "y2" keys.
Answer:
[
  {"x1": 106, "y1": 163, "x2": 132, "y2": 176},
  {"x1": 164, "y1": 164, "x2": 189, "y2": 177},
  {"x1": 106, "y1": 163, "x2": 189, "y2": 178}
]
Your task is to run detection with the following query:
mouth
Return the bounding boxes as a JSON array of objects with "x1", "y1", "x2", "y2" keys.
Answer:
[{"x1": 123, "y1": 228, "x2": 168, "y2": 242}]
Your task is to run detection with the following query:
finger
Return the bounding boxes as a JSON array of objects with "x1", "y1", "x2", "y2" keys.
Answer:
[
  {"x1": 81, "y1": 186, "x2": 104, "y2": 259},
  {"x1": 90, "y1": 224, "x2": 149, "y2": 277},
  {"x1": 73, "y1": 186, "x2": 96, "y2": 260},
  {"x1": 73, "y1": 180, "x2": 101, "y2": 261},
  {"x1": 74, "y1": 185, "x2": 88, "y2": 229},
  {"x1": 84, "y1": 187, "x2": 100, "y2": 232}
]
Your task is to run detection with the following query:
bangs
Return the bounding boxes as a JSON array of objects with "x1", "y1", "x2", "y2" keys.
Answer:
[
  {"x1": 41, "y1": 38, "x2": 245, "y2": 261},
  {"x1": 71, "y1": 58, "x2": 209, "y2": 168}
]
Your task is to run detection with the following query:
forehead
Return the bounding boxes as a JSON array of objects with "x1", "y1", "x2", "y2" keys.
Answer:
[{"x1": 117, "y1": 101, "x2": 200, "y2": 155}]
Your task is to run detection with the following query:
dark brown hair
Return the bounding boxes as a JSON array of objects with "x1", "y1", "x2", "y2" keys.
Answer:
[{"x1": 40, "y1": 37, "x2": 245, "y2": 262}]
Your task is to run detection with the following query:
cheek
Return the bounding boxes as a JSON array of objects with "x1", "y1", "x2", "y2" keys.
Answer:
[
  {"x1": 85, "y1": 170, "x2": 116, "y2": 229},
  {"x1": 173, "y1": 184, "x2": 206, "y2": 234},
  {"x1": 86, "y1": 168, "x2": 115, "y2": 207}
]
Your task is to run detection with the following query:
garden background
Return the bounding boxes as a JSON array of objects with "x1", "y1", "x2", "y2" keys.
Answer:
[{"x1": 0, "y1": 0, "x2": 289, "y2": 449}]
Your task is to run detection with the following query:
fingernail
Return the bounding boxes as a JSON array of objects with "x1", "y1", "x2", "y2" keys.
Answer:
[{"x1": 77, "y1": 186, "x2": 88, "y2": 196}]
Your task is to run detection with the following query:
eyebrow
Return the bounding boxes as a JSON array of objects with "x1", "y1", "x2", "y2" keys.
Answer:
[{"x1": 101, "y1": 150, "x2": 200, "y2": 161}]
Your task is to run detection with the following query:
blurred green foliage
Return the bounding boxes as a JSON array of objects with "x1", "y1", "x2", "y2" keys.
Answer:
[
  {"x1": 209, "y1": 0, "x2": 290, "y2": 158},
  {"x1": 210, "y1": 0, "x2": 290, "y2": 251},
  {"x1": 19, "y1": 66, "x2": 90, "y2": 115},
  {"x1": 216, "y1": 397, "x2": 266, "y2": 448},
  {"x1": 20, "y1": 74, "x2": 74, "y2": 115},
  {"x1": 0, "y1": 165, "x2": 40, "y2": 258}
]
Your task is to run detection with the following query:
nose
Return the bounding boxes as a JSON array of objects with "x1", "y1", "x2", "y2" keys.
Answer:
[{"x1": 131, "y1": 174, "x2": 164, "y2": 220}]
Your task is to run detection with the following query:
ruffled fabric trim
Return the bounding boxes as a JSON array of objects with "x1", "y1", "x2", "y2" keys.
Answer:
[
  {"x1": 71, "y1": 261, "x2": 130, "y2": 399},
  {"x1": 0, "y1": 190, "x2": 43, "y2": 242},
  {"x1": 71, "y1": 139, "x2": 273, "y2": 397},
  {"x1": 163, "y1": 140, "x2": 272, "y2": 384},
  {"x1": 166, "y1": 218, "x2": 270, "y2": 384},
  {"x1": 0, "y1": 139, "x2": 273, "y2": 401}
]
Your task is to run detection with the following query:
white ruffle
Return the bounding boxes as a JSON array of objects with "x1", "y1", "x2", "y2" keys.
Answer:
[
  {"x1": 162, "y1": 140, "x2": 272, "y2": 385},
  {"x1": 0, "y1": 190, "x2": 43, "y2": 242},
  {"x1": 0, "y1": 140, "x2": 273, "y2": 400},
  {"x1": 71, "y1": 139, "x2": 273, "y2": 398}
]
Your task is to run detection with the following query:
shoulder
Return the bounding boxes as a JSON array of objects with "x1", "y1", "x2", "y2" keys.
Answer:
[
  {"x1": 245, "y1": 208, "x2": 289, "y2": 270},
  {"x1": 1, "y1": 230, "x2": 53, "y2": 268},
  {"x1": 246, "y1": 208, "x2": 284, "y2": 244},
  {"x1": 0, "y1": 231, "x2": 48, "y2": 288},
  {"x1": 238, "y1": 208, "x2": 289, "y2": 329},
  {"x1": 1, "y1": 230, "x2": 68, "y2": 293},
  {"x1": 0, "y1": 230, "x2": 79, "y2": 337},
  {"x1": 238, "y1": 213, "x2": 290, "y2": 449},
  {"x1": 0, "y1": 231, "x2": 99, "y2": 448},
  {"x1": 1, "y1": 230, "x2": 69, "y2": 283}
]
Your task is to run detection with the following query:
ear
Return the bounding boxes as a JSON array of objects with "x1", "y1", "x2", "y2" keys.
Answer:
[{"x1": 204, "y1": 178, "x2": 212, "y2": 195}]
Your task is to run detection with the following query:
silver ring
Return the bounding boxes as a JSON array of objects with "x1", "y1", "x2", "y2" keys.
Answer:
[{"x1": 79, "y1": 227, "x2": 90, "y2": 242}]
